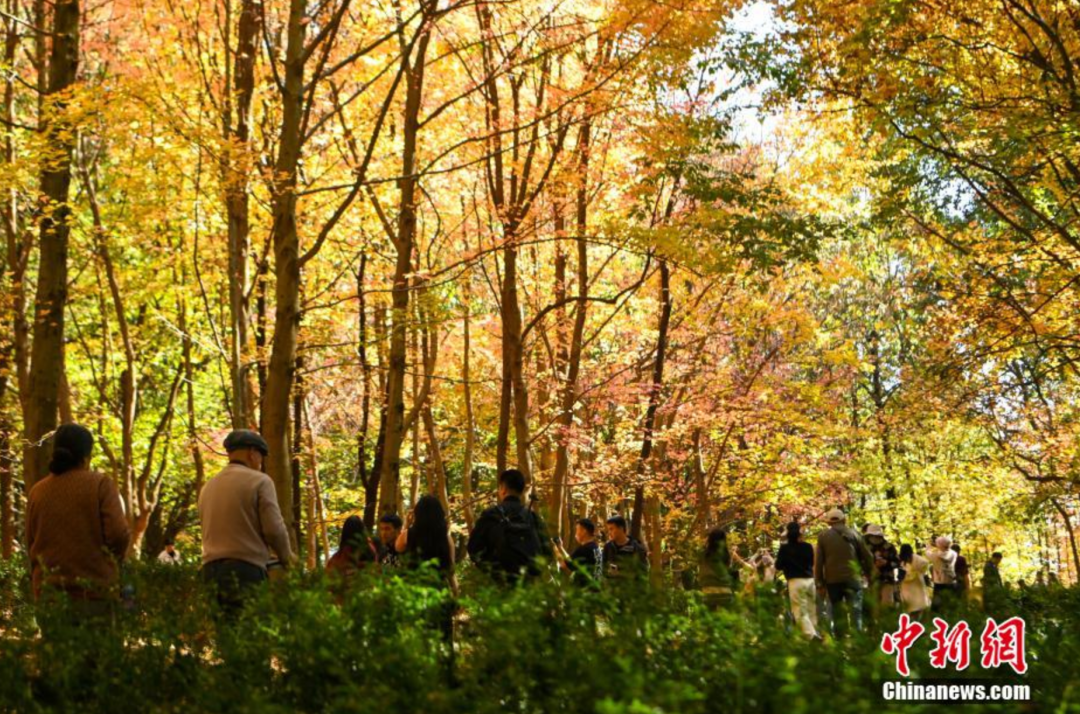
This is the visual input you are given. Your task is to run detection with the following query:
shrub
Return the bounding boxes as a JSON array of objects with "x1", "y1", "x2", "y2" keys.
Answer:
[{"x1": 0, "y1": 559, "x2": 1075, "y2": 713}]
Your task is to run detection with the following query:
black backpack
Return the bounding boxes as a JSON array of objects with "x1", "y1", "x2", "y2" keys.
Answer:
[{"x1": 492, "y1": 504, "x2": 542, "y2": 577}]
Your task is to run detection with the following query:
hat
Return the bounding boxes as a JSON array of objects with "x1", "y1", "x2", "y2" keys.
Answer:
[
  {"x1": 825, "y1": 508, "x2": 846, "y2": 524},
  {"x1": 223, "y1": 429, "x2": 269, "y2": 456},
  {"x1": 936, "y1": 536, "x2": 952, "y2": 549},
  {"x1": 865, "y1": 524, "x2": 884, "y2": 537}
]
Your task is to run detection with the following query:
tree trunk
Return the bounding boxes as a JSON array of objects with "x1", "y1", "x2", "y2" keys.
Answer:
[
  {"x1": 645, "y1": 493, "x2": 663, "y2": 587},
  {"x1": 355, "y1": 256, "x2": 379, "y2": 527},
  {"x1": 461, "y1": 277, "x2": 476, "y2": 531},
  {"x1": 377, "y1": 18, "x2": 432, "y2": 515},
  {"x1": 0, "y1": 418, "x2": 12, "y2": 559},
  {"x1": 303, "y1": 405, "x2": 329, "y2": 563},
  {"x1": 290, "y1": 355, "x2": 304, "y2": 555},
  {"x1": 498, "y1": 239, "x2": 532, "y2": 481},
  {"x1": 86, "y1": 166, "x2": 137, "y2": 531},
  {"x1": 631, "y1": 260, "x2": 672, "y2": 542},
  {"x1": 692, "y1": 427, "x2": 709, "y2": 529},
  {"x1": 224, "y1": 0, "x2": 263, "y2": 429},
  {"x1": 1, "y1": 5, "x2": 21, "y2": 558},
  {"x1": 255, "y1": 255, "x2": 269, "y2": 405},
  {"x1": 1052, "y1": 498, "x2": 1080, "y2": 584},
  {"x1": 550, "y1": 120, "x2": 590, "y2": 541},
  {"x1": 408, "y1": 317, "x2": 421, "y2": 507},
  {"x1": 260, "y1": 0, "x2": 306, "y2": 546},
  {"x1": 24, "y1": 0, "x2": 80, "y2": 490},
  {"x1": 179, "y1": 295, "x2": 207, "y2": 497},
  {"x1": 364, "y1": 304, "x2": 388, "y2": 527},
  {"x1": 423, "y1": 406, "x2": 449, "y2": 514}
]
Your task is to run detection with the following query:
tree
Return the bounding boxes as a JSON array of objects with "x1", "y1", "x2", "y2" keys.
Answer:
[{"x1": 23, "y1": 0, "x2": 79, "y2": 490}]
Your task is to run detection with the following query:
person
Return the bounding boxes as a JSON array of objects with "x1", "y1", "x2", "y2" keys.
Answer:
[
  {"x1": 395, "y1": 496, "x2": 457, "y2": 588},
  {"x1": 602, "y1": 515, "x2": 649, "y2": 583},
  {"x1": 982, "y1": 552, "x2": 1005, "y2": 614},
  {"x1": 814, "y1": 508, "x2": 874, "y2": 638},
  {"x1": 775, "y1": 522, "x2": 818, "y2": 638},
  {"x1": 898, "y1": 544, "x2": 931, "y2": 620},
  {"x1": 952, "y1": 543, "x2": 970, "y2": 601},
  {"x1": 26, "y1": 424, "x2": 131, "y2": 620},
  {"x1": 865, "y1": 524, "x2": 901, "y2": 614},
  {"x1": 378, "y1": 513, "x2": 404, "y2": 568},
  {"x1": 925, "y1": 536, "x2": 958, "y2": 612},
  {"x1": 326, "y1": 516, "x2": 380, "y2": 597},
  {"x1": 199, "y1": 429, "x2": 294, "y2": 619},
  {"x1": 699, "y1": 528, "x2": 737, "y2": 609},
  {"x1": 555, "y1": 518, "x2": 602, "y2": 587},
  {"x1": 395, "y1": 495, "x2": 458, "y2": 650},
  {"x1": 157, "y1": 540, "x2": 181, "y2": 565},
  {"x1": 736, "y1": 548, "x2": 777, "y2": 592},
  {"x1": 467, "y1": 468, "x2": 551, "y2": 583}
]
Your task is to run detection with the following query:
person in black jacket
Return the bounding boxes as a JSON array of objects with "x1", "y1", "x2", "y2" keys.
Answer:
[
  {"x1": 555, "y1": 518, "x2": 603, "y2": 587},
  {"x1": 775, "y1": 521, "x2": 818, "y2": 639},
  {"x1": 602, "y1": 516, "x2": 649, "y2": 583},
  {"x1": 467, "y1": 469, "x2": 551, "y2": 583}
]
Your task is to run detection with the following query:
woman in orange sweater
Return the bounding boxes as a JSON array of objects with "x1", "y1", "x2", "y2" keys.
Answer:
[{"x1": 26, "y1": 424, "x2": 131, "y2": 606}]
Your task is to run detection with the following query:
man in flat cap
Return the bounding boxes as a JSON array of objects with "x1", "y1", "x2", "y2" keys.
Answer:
[
  {"x1": 199, "y1": 429, "x2": 294, "y2": 618},
  {"x1": 815, "y1": 508, "x2": 874, "y2": 639}
]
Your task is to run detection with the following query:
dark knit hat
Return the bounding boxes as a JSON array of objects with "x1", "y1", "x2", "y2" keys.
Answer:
[
  {"x1": 49, "y1": 423, "x2": 95, "y2": 474},
  {"x1": 223, "y1": 429, "x2": 269, "y2": 456}
]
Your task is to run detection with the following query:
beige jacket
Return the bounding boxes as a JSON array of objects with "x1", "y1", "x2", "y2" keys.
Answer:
[{"x1": 199, "y1": 462, "x2": 294, "y2": 568}]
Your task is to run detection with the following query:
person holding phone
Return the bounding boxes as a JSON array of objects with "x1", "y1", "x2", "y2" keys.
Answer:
[{"x1": 554, "y1": 518, "x2": 602, "y2": 587}]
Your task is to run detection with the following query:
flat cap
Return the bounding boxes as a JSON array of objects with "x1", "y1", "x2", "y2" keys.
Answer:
[{"x1": 223, "y1": 429, "x2": 269, "y2": 456}]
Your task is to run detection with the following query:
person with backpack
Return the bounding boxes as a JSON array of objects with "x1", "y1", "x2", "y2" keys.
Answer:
[
  {"x1": 467, "y1": 468, "x2": 551, "y2": 584},
  {"x1": 814, "y1": 508, "x2": 874, "y2": 638},
  {"x1": 602, "y1": 516, "x2": 649, "y2": 583}
]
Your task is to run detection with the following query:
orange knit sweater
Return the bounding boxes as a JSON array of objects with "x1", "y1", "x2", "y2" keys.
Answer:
[{"x1": 26, "y1": 469, "x2": 131, "y2": 600}]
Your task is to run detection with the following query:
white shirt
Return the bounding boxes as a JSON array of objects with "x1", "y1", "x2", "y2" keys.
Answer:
[
  {"x1": 925, "y1": 546, "x2": 957, "y2": 585},
  {"x1": 158, "y1": 549, "x2": 181, "y2": 565}
]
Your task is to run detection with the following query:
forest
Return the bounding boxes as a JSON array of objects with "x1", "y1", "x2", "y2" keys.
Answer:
[{"x1": 2, "y1": 0, "x2": 1080, "y2": 710}]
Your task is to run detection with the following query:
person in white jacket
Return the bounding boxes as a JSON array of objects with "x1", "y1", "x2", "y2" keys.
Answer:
[
  {"x1": 157, "y1": 540, "x2": 181, "y2": 565},
  {"x1": 925, "y1": 536, "x2": 958, "y2": 612},
  {"x1": 899, "y1": 543, "x2": 930, "y2": 619}
]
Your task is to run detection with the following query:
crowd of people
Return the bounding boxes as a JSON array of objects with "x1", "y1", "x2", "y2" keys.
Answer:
[
  {"x1": 24, "y1": 425, "x2": 1032, "y2": 643},
  {"x1": 698, "y1": 508, "x2": 1021, "y2": 641}
]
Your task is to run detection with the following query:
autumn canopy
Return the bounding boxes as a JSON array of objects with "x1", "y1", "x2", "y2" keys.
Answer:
[{"x1": 0, "y1": 0, "x2": 1077, "y2": 582}]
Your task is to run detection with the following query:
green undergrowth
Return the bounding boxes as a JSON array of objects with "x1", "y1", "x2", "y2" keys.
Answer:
[{"x1": 0, "y1": 561, "x2": 1075, "y2": 713}]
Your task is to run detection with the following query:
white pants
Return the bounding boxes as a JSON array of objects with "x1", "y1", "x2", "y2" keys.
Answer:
[{"x1": 788, "y1": 577, "x2": 819, "y2": 638}]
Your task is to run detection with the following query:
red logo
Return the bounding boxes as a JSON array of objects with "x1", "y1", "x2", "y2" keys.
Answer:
[
  {"x1": 980, "y1": 617, "x2": 1028, "y2": 675},
  {"x1": 881, "y1": 613, "x2": 925, "y2": 676},
  {"x1": 881, "y1": 616, "x2": 1026, "y2": 677},
  {"x1": 929, "y1": 618, "x2": 972, "y2": 670}
]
